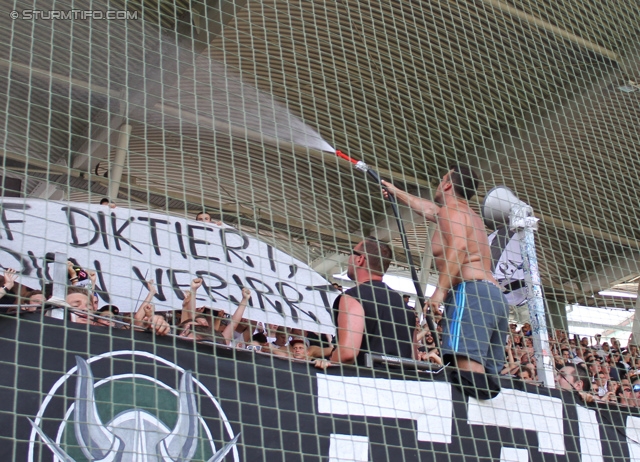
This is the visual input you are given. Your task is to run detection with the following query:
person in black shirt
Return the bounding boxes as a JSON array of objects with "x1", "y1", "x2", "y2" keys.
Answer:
[{"x1": 315, "y1": 237, "x2": 416, "y2": 368}]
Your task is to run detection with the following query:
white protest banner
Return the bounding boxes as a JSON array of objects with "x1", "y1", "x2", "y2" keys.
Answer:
[{"x1": 0, "y1": 199, "x2": 337, "y2": 335}]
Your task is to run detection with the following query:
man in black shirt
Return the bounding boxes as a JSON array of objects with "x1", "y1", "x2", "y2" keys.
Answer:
[{"x1": 315, "y1": 237, "x2": 416, "y2": 368}]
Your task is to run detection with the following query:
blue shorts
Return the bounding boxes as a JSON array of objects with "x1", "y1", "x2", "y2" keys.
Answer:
[{"x1": 440, "y1": 280, "x2": 509, "y2": 375}]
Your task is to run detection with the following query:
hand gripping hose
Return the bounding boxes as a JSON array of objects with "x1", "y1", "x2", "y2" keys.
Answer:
[{"x1": 335, "y1": 150, "x2": 438, "y2": 347}]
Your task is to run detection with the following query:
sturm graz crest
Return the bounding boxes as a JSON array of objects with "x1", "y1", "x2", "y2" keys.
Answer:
[{"x1": 28, "y1": 351, "x2": 240, "y2": 461}]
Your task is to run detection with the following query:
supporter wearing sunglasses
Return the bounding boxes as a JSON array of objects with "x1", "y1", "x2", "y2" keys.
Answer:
[{"x1": 619, "y1": 379, "x2": 640, "y2": 407}]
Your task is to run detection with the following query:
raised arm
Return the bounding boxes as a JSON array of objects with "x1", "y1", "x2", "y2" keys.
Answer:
[
  {"x1": 179, "y1": 278, "x2": 203, "y2": 326},
  {"x1": 130, "y1": 281, "x2": 170, "y2": 336},
  {"x1": 381, "y1": 180, "x2": 440, "y2": 223},
  {"x1": 0, "y1": 268, "x2": 17, "y2": 296},
  {"x1": 220, "y1": 288, "x2": 251, "y2": 345},
  {"x1": 67, "y1": 261, "x2": 79, "y2": 285},
  {"x1": 133, "y1": 280, "x2": 157, "y2": 327},
  {"x1": 87, "y1": 269, "x2": 97, "y2": 290},
  {"x1": 501, "y1": 337, "x2": 518, "y2": 375}
]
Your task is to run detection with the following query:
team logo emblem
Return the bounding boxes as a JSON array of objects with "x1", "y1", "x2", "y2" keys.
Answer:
[{"x1": 28, "y1": 351, "x2": 240, "y2": 461}]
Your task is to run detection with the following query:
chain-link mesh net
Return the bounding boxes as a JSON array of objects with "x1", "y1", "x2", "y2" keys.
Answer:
[{"x1": 0, "y1": 0, "x2": 639, "y2": 460}]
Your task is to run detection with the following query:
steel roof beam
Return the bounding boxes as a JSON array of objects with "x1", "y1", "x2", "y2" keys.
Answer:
[{"x1": 477, "y1": 0, "x2": 619, "y2": 63}]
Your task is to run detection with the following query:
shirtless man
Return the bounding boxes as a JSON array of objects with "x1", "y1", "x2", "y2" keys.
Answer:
[{"x1": 382, "y1": 165, "x2": 509, "y2": 375}]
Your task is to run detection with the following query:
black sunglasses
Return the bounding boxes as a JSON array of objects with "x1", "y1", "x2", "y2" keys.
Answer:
[{"x1": 352, "y1": 250, "x2": 363, "y2": 256}]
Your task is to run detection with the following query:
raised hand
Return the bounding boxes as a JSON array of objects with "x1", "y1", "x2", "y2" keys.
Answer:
[
  {"x1": 67, "y1": 261, "x2": 78, "y2": 279},
  {"x1": 241, "y1": 287, "x2": 251, "y2": 300},
  {"x1": 2, "y1": 268, "x2": 17, "y2": 291},
  {"x1": 88, "y1": 270, "x2": 97, "y2": 288},
  {"x1": 146, "y1": 279, "x2": 157, "y2": 295},
  {"x1": 190, "y1": 278, "x2": 203, "y2": 292},
  {"x1": 142, "y1": 303, "x2": 155, "y2": 320}
]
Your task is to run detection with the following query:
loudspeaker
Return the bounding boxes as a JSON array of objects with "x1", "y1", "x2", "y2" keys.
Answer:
[{"x1": 481, "y1": 186, "x2": 530, "y2": 230}]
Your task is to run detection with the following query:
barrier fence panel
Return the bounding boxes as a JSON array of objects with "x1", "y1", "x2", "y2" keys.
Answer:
[
  {"x1": 0, "y1": 315, "x2": 637, "y2": 461},
  {"x1": 0, "y1": 0, "x2": 639, "y2": 460}
]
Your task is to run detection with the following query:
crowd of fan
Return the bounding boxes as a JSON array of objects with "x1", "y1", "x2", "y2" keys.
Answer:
[
  {"x1": 0, "y1": 263, "x2": 338, "y2": 362},
  {"x1": 2, "y1": 252, "x2": 639, "y2": 406},
  {"x1": 500, "y1": 322, "x2": 640, "y2": 406},
  {"x1": 402, "y1": 303, "x2": 640, "y2": 408}
]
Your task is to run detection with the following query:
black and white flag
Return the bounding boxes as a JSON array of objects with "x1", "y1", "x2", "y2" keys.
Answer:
[{"x1": 488, "y1": 227, "x2": 528, "y2": 306}]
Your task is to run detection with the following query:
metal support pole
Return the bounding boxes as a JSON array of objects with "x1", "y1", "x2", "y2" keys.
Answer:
[
  {"x1": 510, "y1": 206, "x2": 556, "y2": 388},
  {"x1": 108, "y1": 123, "x2": 132, "y2": 201},
  {"x1": 632, "y1": 285, "x2": 640, "y2": 347},
  {"x1": 52, "y1": 252, "x2": 68, "y2": 300}
]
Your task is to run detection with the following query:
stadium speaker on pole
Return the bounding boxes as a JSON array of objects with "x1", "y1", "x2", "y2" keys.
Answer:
[{"x1": 481, "y1": 186, "x2": 531, "y2": 230}]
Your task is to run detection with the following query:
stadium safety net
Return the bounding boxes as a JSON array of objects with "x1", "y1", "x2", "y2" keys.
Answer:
[{"x1": 0, "y1": 0, "x2": 639, "y2": 460}]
